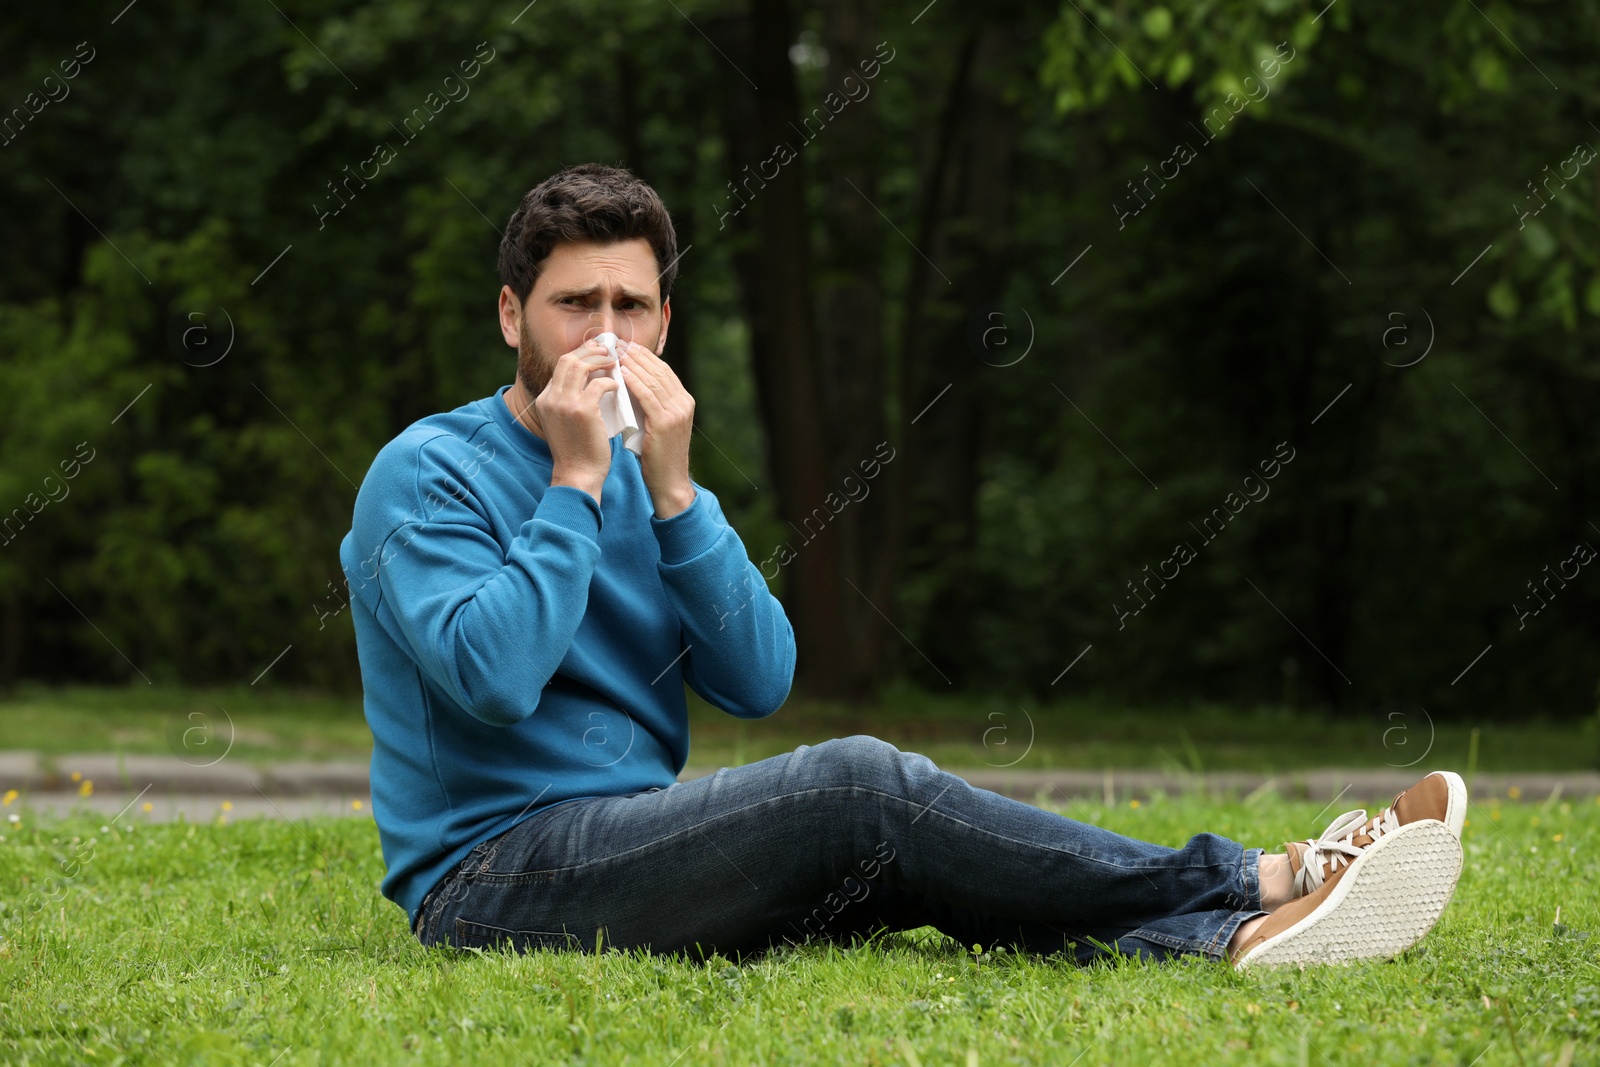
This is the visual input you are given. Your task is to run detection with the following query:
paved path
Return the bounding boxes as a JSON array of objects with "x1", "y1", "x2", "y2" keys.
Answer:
[{"x1": 3, "y1": 751, "x2": 1594, "y2": 824}]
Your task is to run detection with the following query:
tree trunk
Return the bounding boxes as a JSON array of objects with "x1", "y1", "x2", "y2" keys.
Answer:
[
  {"x1": 712, "y1": 0, "x2": 868, "y2": 700},
  {"x1": 875, "y1": 25, "x2": 1020, "y2": 684},
  {"x1": 812, "y1": 0, "x2": 889, "y2": 687},
  {"x1": 0, "y1": 596, "x2": 21, "y2": 692}
]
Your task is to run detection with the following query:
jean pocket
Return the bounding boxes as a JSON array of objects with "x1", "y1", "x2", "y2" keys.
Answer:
[{"x1": 453, "y1": 918, "x2": 582, "y2": 953}]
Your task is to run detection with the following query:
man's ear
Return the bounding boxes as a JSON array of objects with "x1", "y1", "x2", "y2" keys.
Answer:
[
  {"x1": 498, "y1": 285, "x2": 523, "y2": 348},
  {"x1": 656, "y1": 296, "x2": 671, "y2": 356}
]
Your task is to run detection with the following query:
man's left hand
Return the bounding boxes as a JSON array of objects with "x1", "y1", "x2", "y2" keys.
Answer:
[{"x1": 620, "y1": 339, "x2": 696, "y2": 519}]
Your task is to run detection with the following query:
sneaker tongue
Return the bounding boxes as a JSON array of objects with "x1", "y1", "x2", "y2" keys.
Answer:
[{"x1": 1300, "y1": 815, "x2": 1379, "y2": 885}]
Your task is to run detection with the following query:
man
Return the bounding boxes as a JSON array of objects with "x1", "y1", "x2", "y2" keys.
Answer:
[{"x1": 339, "y1": 163, "x2": 1466, "y2": 968}]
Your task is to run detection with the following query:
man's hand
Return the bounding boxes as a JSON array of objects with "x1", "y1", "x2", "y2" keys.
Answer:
[
  {"x1": 619, "y1": 339, "x2": 696, "y2": 518},
  {"x1": 539, "y1": 338, "x2": 622, "y2": 505}
]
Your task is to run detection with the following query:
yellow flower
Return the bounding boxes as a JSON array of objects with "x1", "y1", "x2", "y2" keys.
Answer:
[
  {"x1": 220, "y1": 801, "x2": 233, "y2": 812},
  {"x1": 351, "y1": 799, "x2": 364, "y2": 811},
  {"x1": 1553, "y1": 834, "x2": 1563, "y2": 842},
  {"x1": 1508, "y1": 786, "x2": 1522, "y2": 799},
  {"x1": 142, "y1": 802, "x2": 153, "y2": 813},
  {"x1": 79, "y1": 780, "x2": 93, "y2": 797},
  {"x1": 70, "y1": 771, "x2": 82, "y2": 782},
  {"x1": 1129, "y1": 799, "x2": 1141, "y2": 809},
  {"x1": 2, "y1": 790, "x2": 16, "y2": 807}
]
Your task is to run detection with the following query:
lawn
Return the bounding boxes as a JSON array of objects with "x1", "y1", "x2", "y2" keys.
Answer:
[
  {"x1": 0, "y1": 791, "x2": 1594, "y2": 1065},
  {"x1": 1, "y1": 682, "x2": 1594, "y2": 773}
]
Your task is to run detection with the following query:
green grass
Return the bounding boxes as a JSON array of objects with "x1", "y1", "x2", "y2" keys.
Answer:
[
  {"x1": 1, "y1": 682, "x2": 1595, "y2": 772},
  {"x1": 0, "y1": 685, "x2": 372, "y2": 766},
  {"x1": 1, "y1": 792, "x2": 1595, "y2": 1065}
]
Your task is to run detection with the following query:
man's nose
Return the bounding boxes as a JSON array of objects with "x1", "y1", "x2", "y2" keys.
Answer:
[{"x1": 583, "y1": 311, "x2": 618, "y2": 341}]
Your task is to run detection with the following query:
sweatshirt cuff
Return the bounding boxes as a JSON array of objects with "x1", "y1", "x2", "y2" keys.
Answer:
[
  {"x1": 651, "y1": 487, "x2": 720, "y2": 564},
  {"x1": 536, "y1": 484, "x2": 603, "y2": 540}
]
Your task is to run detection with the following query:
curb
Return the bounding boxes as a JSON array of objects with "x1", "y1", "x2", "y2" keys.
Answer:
[
  {"x1": 0, "y1": 753, "x2": 370, "y2": 797},
  {"x1": 931, "y1": 767, "x2": 1600, "y2": 804}
]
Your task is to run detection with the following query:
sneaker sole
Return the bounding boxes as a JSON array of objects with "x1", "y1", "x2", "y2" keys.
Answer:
[
  {"x1": 1236, "y1": 819, "x2": 1462, "y2": 968},
  {"x1": 1435, "y1": 770, "x2": 1467, "y2": 838}
]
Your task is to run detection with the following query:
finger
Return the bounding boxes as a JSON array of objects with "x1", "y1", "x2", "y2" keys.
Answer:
[
  {"x1": 582, "y1": 375, "x2": 621, "y2": 402},
  {"x1": 539, "y1": 376, "x2": 617, "y2": 427},
  {"x1": 621, "y1": 339, "x2": 672, "y2": 375},
  {"x1": 623, "y1": 357, "x2": 691, "y2": 424},
  {"x1": 550, "y1": 340, "x2": 616, "y2": 393},
  {"x1": 562, "y1": 337, "x2": 610, "y2": 362},
  {"x1": 613, "y1": 347, "x2": 656, "y2": 396},
  {"x1": 563, "y1": 376, "x2": 619, "y2": 424},
  {"x1": 619, "y1": 341, "x2": 679, "y2": 395},
  {"x1": 620, "y1": 362, "x2": 661, "y2": 411},
  {"x1": 618, "y1": 355, "x2": 660, "y2": 397},
  {"x1": 622, "y1": 363, "x2": 688, "y2": 424}
]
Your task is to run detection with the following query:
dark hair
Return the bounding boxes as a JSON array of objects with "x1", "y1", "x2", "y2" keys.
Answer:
[{"x1": 497, "y1": 163, "x2": 679, "y2": 306}]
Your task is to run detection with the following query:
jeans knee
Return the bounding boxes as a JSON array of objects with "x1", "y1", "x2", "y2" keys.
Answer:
[
  {"x1": 1182, "y1": 831, "x2": 1244, "y2": 861},
  {"x1": 812, "y1": 734, "x2": 902, "y2": 786}
]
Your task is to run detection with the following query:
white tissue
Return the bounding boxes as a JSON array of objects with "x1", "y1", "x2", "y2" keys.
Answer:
[{"x1": 592, "y1": 332, "x2": 643, "y2": 456}]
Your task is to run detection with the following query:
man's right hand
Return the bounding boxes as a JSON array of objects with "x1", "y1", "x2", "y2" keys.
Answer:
[{"x1": 539, "y1": 338, "x2": 621, "y2": 505}]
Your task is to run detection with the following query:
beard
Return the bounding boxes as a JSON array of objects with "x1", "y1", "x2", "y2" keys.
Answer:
[{"x1": 516, "y1": 317, "x2": 557, "y2": 397}]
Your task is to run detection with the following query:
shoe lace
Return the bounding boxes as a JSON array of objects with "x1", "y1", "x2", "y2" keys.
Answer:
[{"x1": 1292, "y1": 805, "x2": 1402, "y2": 897}]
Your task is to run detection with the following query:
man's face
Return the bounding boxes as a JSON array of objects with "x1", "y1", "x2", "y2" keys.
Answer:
[{"x1": 500, "y1": 238, "x2": 671, "y2": 395}]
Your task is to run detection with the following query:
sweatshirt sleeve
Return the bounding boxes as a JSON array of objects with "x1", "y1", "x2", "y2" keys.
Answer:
[
  {"x1": 363, "y1": 439, "x2": 604, "y2": 727},
  {"x1": 650, "y1": 483, "x2": 796, "y2": 718}
]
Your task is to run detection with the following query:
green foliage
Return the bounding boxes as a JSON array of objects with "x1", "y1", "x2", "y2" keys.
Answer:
[
  {"x1": 0, "y1": 0, "x2": 746, "y2": 690},
  {"x1": 1, "y1": 0, "x2": 1597, "y2": 717},
  {"x1": 1039, "y1": 0, "x2": 1320, "y2": 115},
  {"x1": 945, "y1": 0, "x2": 1600, "y2": 716}
]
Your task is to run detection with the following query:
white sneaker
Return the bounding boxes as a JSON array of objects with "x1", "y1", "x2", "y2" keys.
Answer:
[{"x1": 1233, "y1": 818, "x2": 1463, "y2": 968}]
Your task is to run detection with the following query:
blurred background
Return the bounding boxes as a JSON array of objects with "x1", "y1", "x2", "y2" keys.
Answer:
[{"x1": 2, "y1": 0, "x2": 1597, "y2": 768}]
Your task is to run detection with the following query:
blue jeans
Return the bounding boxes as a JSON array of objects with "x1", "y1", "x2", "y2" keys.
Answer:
[{"x1": 412, "y1": 735, "x2": 1265, "y2": 964}]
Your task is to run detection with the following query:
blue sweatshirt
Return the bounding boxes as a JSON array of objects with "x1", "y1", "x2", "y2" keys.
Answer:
[{"x1": 338, "y1": 385, "x2": 796, "y2": 925}]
